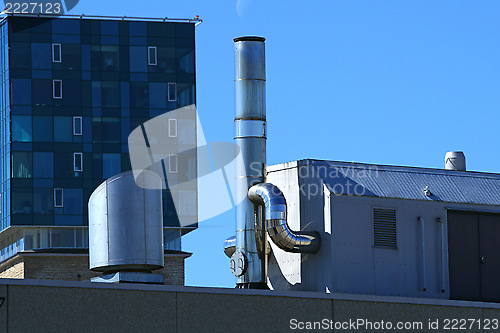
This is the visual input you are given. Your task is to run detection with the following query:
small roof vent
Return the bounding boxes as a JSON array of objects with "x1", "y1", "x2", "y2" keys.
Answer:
[{"x1": 445, "y1": 151, "x2": 466, "y2": 171}]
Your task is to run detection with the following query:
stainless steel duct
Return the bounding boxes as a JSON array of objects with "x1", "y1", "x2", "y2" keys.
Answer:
[
  {"x1": 89, "y1": 170, "x2": 164, "y2": 284},
  {"x1": 233, "y1": 36, "x2": 268, "y2": 289},
  {"x1": 248, "y1": 183, "x2": 321, "y2": 253},
  {"x1": 224, "y1": 235, "x2": 236, "y2": 258}
]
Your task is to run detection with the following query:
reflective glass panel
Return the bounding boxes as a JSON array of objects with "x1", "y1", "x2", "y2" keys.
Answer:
[
  {"x1": 101, "y1": 82, "x2": 120, "y2": 107},
  {"x1": 33, "y1": 116, "x2": 53, "y2": 142},
  {"x1": 130, "y1": 82, "x2": 148, "y2": 108},
  {"x1": 129, "y1": 46, "x2": 147, "y2": 72},
  {"x1": 64, "y1": 189, "x2": 82, "y2": 214},
  {"x1": 102, "y1": 153, "x2": 120, "y2": 179},
  {"x1": 62, "y1": 44, "x2": 81, "y2": 70},
  {"x1": 12, "y1": 116, "x2": 32, "y2": 142},
  {"x1": 51, "y1": 229, "x2": 74, "y2": 248},
  {"x1": 102, "y1": 45, "x2": 119, "y2": 71},
  {"x1": 53, "y1": 117, "x2": 72, "y2": 142},
  {"x1": 11, "y1": 152, "x2": 32, "y2": 178},
  {"x1": 32, "y1": 43, "x2": 51, "y2": 69},
  {"x1": 101, "y1": 118, "x2": 120, "y2": 144},
  {"x1": 33, "y1": 187, "x2": 53, "y2": 214},
  {"x1": 149, "y1": 83, "x2": 166, "y2": 109},
  {"x1": 33, "y1": 152, "x2": 53, "y2": 178},
  {"x1": 11, "y1": 79, "x2": 31, "y2": 105},
  {"x1": 12, "y1": 189, "x2": 32, "y2": 214}
]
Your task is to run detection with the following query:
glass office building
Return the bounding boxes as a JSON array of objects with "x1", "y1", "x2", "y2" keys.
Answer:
[{"x1": 0, "y1": 15, "x2": 197, "y2": 262}]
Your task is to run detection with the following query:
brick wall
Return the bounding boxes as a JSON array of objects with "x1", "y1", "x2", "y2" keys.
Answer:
[
  {"x1": 0, "y1": 252, "x2": 189, "y2": 285},
  {"x1": 159, "y1": 256, "x2": 185, "y2": 285},
  {"x1": 0, "y1": 258, "x2": 24, "y2": 279},
  {"x1": 23, "y1": 254, "x2": 100, "y2": 281}
]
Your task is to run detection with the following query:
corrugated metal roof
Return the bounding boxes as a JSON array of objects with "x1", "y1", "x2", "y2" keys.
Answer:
[{"x1": 268, "y1": 159, "x2": 500, "y2": 206}]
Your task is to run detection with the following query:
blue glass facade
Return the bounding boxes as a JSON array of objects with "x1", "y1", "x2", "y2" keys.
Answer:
[{"x1": 0, "y1": 16, "x2": 197, "y2": 260}]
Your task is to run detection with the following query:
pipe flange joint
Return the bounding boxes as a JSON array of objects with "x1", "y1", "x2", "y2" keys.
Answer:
[
  {"x1": 234, "y1": 120, "x2": 266, "y2": 139},
  {"x1": 230, "y1": 251, "x2": 248, "y2": 277}
]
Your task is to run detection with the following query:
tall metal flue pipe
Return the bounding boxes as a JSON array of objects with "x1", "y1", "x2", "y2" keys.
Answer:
[{"x1": 232, "y1": 36, "x2": 268, "y2": 289}]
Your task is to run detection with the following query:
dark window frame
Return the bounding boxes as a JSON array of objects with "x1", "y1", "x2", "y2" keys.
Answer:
[
  {"x1": 168, "y1": 118, "x2": 177, "y2": 137},
  {"x1": 52, "y1": 43, "x2": 62, "y2": 63},
  {"x1": 73, "y1": 152, "x2": 83, "y2": 172},
  {"x1": 148, "y1": 46, "x2": 157, "y2": 65},
  {"x1": 73, "y1": 116, "x2": 82, "y2": 136},
  {"x1": 169, "y1": 154, "x2": 178, "y2": 173},
  {"x1": 53, "y1": 79, "x2": 63, "y2": 99},
  {"x1": 54, "y1": 188, "x2": 64, "y2": 208},
  {"x1": 168, "y1": 82, "x2": 177, "y2": 102}
]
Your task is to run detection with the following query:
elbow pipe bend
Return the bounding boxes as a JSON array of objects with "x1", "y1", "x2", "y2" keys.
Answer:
[
  {"x1": 248, "y1": 183, "x2": 321, "y2": 254},
  {"x1": 224, "y1": 235, "x2": 236, "y2": 258}
]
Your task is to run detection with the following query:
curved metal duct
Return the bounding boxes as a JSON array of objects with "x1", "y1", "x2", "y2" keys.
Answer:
[
  {"x1": 248, "y1": 183, "x2": 321, "y2": 254},
  {"x1": 224, "y1": 235, "x2": 236, "y2": 258}
]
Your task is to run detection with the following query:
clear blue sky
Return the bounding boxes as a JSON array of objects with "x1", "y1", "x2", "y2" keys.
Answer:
[{"x1": 74, "y1": 0, "x2": 500, "y2": 287}]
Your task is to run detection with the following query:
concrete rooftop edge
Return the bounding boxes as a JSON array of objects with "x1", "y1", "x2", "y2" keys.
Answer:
[{"x1": 0, "y1": 278, "x2": 499, "y2": 309}]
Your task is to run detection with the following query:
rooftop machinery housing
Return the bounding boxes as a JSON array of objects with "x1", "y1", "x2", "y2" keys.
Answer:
[{"x1": 228, "y1": 36, "x2": 500, "y2": 303}]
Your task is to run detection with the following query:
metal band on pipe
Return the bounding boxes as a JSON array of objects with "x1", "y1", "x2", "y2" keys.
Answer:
[{"x1": 234, "y1": 120, "x2": 266, "y2": 139}]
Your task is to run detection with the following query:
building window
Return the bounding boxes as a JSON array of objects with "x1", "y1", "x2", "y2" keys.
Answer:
[
  {"x1": 168, "y1": 82, "x2": 177, "y2": 102},
  {"x1": 52, "y1": 43, "x2": 61, "y2": 63},
  {"x1": 373, "y1": 207, "x2": 397, "y2": 248},
  {"x1": 11, "y1": 152, "x2": 32, "y2": 178},
  {"x1": 74, "y1": 153, "x2": 83, "y2": 172},
  {"x1": 54, "y1": 188, "x2": 64, "y2": 208},
  {"x1": 169, "y1": 119, "x2": 177, "y2": 137},
  {"x1": 148, "y1": 46, "x2": 157, "y2": 65},
  {"x1": 53, "y1": 80, "x2": 62, "y2": 99},
  {"x1": 169, "y1": 154, "x2": 178, "y2": 173},
  {"x1": 73, "y1": 116, "x2": 82, "y2": 135},
  {"x1": 102, "y1": 153, "x2": 121, "y2": 179}
]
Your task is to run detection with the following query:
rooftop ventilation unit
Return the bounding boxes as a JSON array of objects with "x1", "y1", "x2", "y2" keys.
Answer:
[
  {"x1": 445, "y1": 151, "x2": 466, "y2": 171},
  {"x1": 88, "y1": 170, "x2": 164, "y2": 284},
  {"x1": 230, "y1": 37, "x2": 320, "y2": 289}
]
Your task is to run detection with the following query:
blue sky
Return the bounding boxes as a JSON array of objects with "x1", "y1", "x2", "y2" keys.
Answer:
[{"x1": 73, "y1": 1, "x2": 500, "y2": 287}]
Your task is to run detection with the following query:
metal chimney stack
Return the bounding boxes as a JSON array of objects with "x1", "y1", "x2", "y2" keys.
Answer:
[{"x1": 233, "y1": 36, "x2": 268, "y2": 289}]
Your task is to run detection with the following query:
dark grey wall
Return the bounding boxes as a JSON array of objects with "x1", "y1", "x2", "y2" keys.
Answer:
[{"x1": 0, "y1": 279, "x2": 498, "y2": 333}]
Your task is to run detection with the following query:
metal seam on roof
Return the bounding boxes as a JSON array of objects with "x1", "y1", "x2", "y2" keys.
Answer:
[{"x1": 281, "y1": 159, "x2": 500, "y2": 206}]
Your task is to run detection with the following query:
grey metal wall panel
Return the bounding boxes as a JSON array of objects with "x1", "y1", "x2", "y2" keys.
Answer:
[
  {"x1": 266, "y1": 158, "x2": 500, "y2": 300},
  {"x1": 266, "y1": 166, "x2": 302, "y2": 290}
]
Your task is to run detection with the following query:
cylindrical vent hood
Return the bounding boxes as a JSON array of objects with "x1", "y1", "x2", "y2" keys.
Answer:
[
  {"x1": 89, "y1": 170, "x2": 164, "y2": 273},
  {"x1": 445, "y1": 151, "x2": 466, "y2": 171}
]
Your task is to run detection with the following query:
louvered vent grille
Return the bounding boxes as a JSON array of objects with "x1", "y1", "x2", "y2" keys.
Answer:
[{"x1": 373, "y1": 208, "x2": 397, "y2": 248}]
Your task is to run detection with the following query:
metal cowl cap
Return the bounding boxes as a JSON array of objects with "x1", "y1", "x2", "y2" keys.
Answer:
[
  {"x1": 445, "y1": 151, "x2": 466, "y2": 171},
  {"x1": 233, "y1": 36, "x2": 266, "y2": 43}
]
